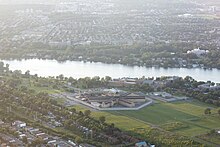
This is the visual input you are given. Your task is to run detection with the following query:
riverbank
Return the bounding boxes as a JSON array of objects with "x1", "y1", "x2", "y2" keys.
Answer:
[
  {"x1": 1, "y1": 58, "x2": 220, "y2": 83},
  {"x1": 1, "y1": 50, "x2": 220, "y2": 69}
]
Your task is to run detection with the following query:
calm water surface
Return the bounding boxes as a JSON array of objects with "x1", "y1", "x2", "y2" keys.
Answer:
[{"x1": 2, "y1": 59, "x2": 220, "y2": 83}]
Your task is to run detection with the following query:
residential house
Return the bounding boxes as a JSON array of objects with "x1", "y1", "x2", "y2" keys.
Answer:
[
  {"x1": 135, "y1": 141, "x2": 148, "y2": 147},
  {"x1": 12, "y1": 121, "x2": 26, "y2": 128}
]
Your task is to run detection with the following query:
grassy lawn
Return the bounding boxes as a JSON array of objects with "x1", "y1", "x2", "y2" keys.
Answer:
[
  {"x1": 93, "y1": 111, "x2": 150, "y2": 131},
  {"x1": 164, "y1": 100, "x2": 217, "y2": 116},
  {"x1": 162, "y1": 101, "x2": 220, "y2": 136},
  {"x1": 20, "y1": 78, "x2": 63, "y2": 94},
  {"x1": 56, "y1": 97, "x2": 66, "y2": 105},
  {"x1": 111, "y1": 100, "x2": 220, "y2": 137},
  {"x1": 72, "y1": 100, "x2": 220, "y2": 138},
  {"x1": 29, "y1": 85, "x2": 61, "y2": 94},
  {"x1": 71, "y1": 105, "x2": 150, "y2": 131},
  {"x1": 114, "y1": 103, "x2": 197, "y2": 125}
]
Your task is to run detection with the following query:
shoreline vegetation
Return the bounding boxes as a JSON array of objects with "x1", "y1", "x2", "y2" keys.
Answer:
[
  {"x1": 1, "y1": 56, "x2": 220, "y2": 70},
  {"x1": 0, "y1": 45, "x2": 220, "y2": 70}
]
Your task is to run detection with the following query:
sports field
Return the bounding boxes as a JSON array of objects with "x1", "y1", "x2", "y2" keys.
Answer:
[
  {"x1": 72, "y1": 99, "x2": 220, "y2": 145},
  {"x1": 113, "y1": 100, "x2": 220, "y2": 136},
  {"x1": 73, "y1": 105, "x2": 150, "y2": 131}
]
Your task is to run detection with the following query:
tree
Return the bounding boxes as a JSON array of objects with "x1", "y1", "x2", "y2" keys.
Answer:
[
  {"x1": 99, "y1": 116, "x2": 106, "y2": 124},
  {"x1": 13, "y1": 70, "x2": 22, "y2": 77},
  {"x1": 22, "y1": 136, "x2": 28, "y2": 144},
  {"x1": 204, "y1": 108, "x2": 211, "y2": 115},
  {"x1": 31, "y1": 138, "x2": 44, "y2": 146},
  {"x1": 84, "y1": 110, "x2": 91, "y2": 116},
  {"x1": 5, "y1": 63, "x2": 9, "y2": 72},
  {"x1": 75, "y1": 136, "x2": 82, "y2": 144},
  {"x1": 105, "y1": 76, "x2": 112, "y2": 82},
  {"x1": 78, "y1": 111, "x2": 84, "y2": 116},
  {"x1": 58, "y1": 74, "x2": 64, "y2": 80},
  {"x1": 20, "y1": 86, "x2": 28, "y2": 92},
  {"x1": 25, "y1": 70, "x2": 30, "y2": 77},
  {"x1": 70, "y1": 108, "x2": 76, "y2": 113},
  {"x1": 64, "y1": 120, "x2": 72, "y2": 129},
  {"x1": 34, "y1": 74, "x2": 39, "y2": 82},
  {"x1": 209, "y1": 129, "x2": 216, "y2": 135},
  {"x1": 68, "y1": 77, "x2": 75, "y2": 83},
  {"x1": 110, "y1": 123, "x2": 115, "y2": 128},
  {"x1": 0, "y1": 62, "x2": 4, "y2": 72}
]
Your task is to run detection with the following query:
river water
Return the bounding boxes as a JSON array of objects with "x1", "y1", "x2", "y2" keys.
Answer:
[{"x1": 2, "y1": 59, "x2": 220, "y2": 83}]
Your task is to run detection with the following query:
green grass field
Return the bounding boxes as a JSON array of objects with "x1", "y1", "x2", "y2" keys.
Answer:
[
  {"x1": 114, "y1": 103, "x2": 197, "y2": 125},
  {"x1": 20, "y1": 78, "x2": 63, "y2": 94},
  {"x1": 72, "y1": 105, "x2": 150, "y2": 131},
  {"x1": 114, "y1": 100, "x2": 220, "y2": 137},
  {"x1": 72, "y1": 100, "x2": 220, "y2": 138}
]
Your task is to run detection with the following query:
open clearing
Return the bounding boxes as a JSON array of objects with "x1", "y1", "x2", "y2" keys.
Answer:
[
  {"x1": 72, "y1": 100, "x2": 220, "y2": 138},
  {"x1": 72, "y1": 105, "x2": 150, "y2": 131},
  {"x1": 115, "y1": 100, "x2": 220, "y2": 136}
]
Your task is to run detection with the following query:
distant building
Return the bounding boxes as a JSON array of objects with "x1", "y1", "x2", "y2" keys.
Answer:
[
  {"x1": 142, "y1": 80, "x2": 154, "y2": 85},
  {"x1": 101, "y1": 101, "x2": 114, "y2": 108},
  {"x1": 118, "y1": 99, "x2": 135, "y2": 107},
  {"x1": 135, "y1": 141, "x2": 148, "y2": 147},
  {"x1": 36, "y1": 133, "x2": 49, "y2": 141},
  {"x1": 0, "y1": 119, "x2": 4, "y2": 125},
  {"x1": 91, "y1": 102, "x2": 101, "y2": 107},
  {"x1": 79, "y1": 143, "x2": 96, "y2": 147},
  {"x1": 187, "y1": 48, "x2": 209, "y2": 56},
  {"x1": 178, "y1": 13, "x2": 193, "y2": 18},
  {"x1": 19, "y1": 134, "x2": 26, "y2": 139},
  {"x1": 108, "y1": 78, "x2": 138, "y2": 87},
  {"x1": 154, "y1": 92, "x2": 172, "y2": 98},
  {"x1": 198, "y1": 83, "x2": 220, "y2": 91},
  {"x1": 83, "y1": 92, "x2": 146, "y2": 108},
  {"x1": 122, "y1": 93, "x2": 146, "y2": 103},
  {"x1": 12, "y1": 121, "x2": 27, "y2": 128},
  {"x1": 68, "y1": 140, "x2": 77, "y2": 146}
]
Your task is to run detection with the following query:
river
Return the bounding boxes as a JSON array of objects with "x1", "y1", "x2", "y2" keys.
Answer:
[{"x1": 2, "y1": 59, "x2": 220, "y2": 83}]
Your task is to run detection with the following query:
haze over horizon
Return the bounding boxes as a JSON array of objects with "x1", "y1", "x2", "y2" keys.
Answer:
[{"x1": 0, "y1": 0, "x2": 220, "y2": 147}]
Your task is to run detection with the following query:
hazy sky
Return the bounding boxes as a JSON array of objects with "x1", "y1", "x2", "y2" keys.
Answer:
[{"x1": 0, "y1": 0, "x2": 59, "y2": 4}]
